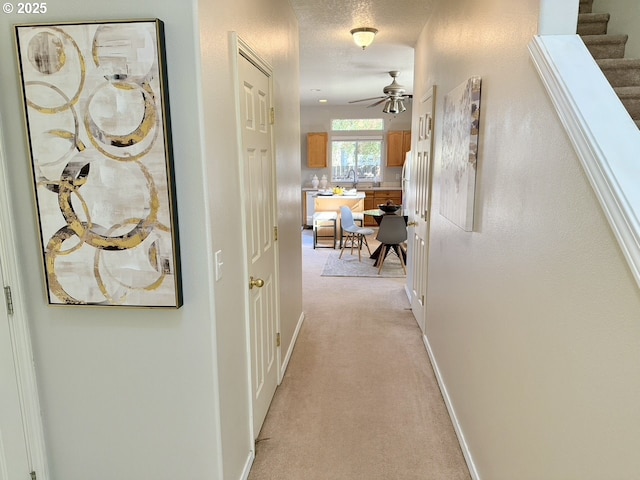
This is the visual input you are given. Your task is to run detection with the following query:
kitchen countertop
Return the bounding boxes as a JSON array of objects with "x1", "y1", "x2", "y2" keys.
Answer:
[
  {"x1": 312, "y1": 191, "x2": 366, "y2": 198},
  {"x1": 302, "y1": 186, "x2": 402, "y2": 192}
]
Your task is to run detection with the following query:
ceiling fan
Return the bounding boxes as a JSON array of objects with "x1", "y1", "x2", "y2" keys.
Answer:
[{"x1": 348, "y1": 71, "x2": 412, "y2": 114}]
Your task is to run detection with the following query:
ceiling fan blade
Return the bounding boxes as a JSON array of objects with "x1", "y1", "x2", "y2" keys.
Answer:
[
  {"x1": 366, "y1": 98, "x2": 388, "y2": 108},
  {"x1": 348, "y1": 96, "x2": 385, "y2": 104}
]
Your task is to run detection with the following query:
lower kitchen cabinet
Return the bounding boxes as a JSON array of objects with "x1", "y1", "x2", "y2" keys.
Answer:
[{"x1": 364, "y1": 190, "x2": 402, "y2": 226}]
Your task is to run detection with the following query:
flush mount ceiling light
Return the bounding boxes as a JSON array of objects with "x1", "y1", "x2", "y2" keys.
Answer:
[{"x1": 350, "y1": 27, "x2": 378, "y2": 50}]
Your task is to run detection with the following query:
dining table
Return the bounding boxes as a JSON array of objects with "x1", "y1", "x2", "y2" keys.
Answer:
[
  {"x1": 363, "y1": 208, "x2": 408, "y2": 266},
  {"x1": 363, "y1": 208, "x2": 407, "y2": 225}
]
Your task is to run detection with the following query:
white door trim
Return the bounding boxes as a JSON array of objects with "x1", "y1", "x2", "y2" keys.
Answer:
[
  {"x1": 230, "y1": 31, "x2": 282, "y2": 443},
  {"x1": 0, "y1": 115, "x2": 49, "y2": 478}
]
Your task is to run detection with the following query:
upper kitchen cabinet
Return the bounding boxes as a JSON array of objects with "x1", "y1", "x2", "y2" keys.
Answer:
[
  {"x1": 307, "y1": 132, "x2": 328, "y2": 168},
  {"x1": 386, "y1": 130, "x2": 411, "y2": 167}
]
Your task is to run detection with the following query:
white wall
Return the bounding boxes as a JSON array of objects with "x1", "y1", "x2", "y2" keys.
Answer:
[
  {"x1": 415, "y1": 0, "x2": 640, "y2": 478},
  {"x1": 300, "y1": 105, "x2": 412, "y2": 189},
  {"x1": 0, "y1": 0, "x2": 302, "y2": 478},
  {"x1": 594, "y1": 0, "x2": 640, "y2": 58},
  {"x1": 195, "y1": 2, "x2": 301, "y2": 475},
  {"x1": 269, "y1": 14, "x2": 304, "y2": 363}
]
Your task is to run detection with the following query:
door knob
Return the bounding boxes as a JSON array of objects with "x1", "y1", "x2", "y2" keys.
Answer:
[
  {"x1": 406, "y1": 221, "x2": 418, "y2": 227},
  {"x1": 249, "y1": 276, "x2": 265, "y2": 289}
]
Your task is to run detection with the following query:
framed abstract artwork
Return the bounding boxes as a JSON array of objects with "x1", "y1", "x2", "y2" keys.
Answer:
[
  {"x1": 15, "y1": 19, "x2": 182, "y2": 307},
  {"x1": 440, "y1": 76, "x2": 482, "y2": 232}
]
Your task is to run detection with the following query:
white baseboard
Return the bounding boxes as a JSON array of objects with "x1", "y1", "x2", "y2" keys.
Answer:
[
  {"x1": 422, "y1": 333, "x2": 480, "y2": 480},
  {"x1": 239, "y1": 450, "x2": 255, "y2": 480},
  {"x1": 279, "y1": 311, "x2": 305, "y2": 381}
]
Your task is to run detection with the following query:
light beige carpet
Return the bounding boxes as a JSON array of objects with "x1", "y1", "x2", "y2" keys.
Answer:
[{"x1": 248, "y1": 230, "x2": 471, "y2": 480}]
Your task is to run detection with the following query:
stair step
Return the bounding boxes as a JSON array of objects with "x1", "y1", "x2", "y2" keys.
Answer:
[
  {"x1": 597, "y1": 58, "x2": 640, "y2": 87},
  {"x1": 614, "y1": 86, "x2": 640, "y2": 118},
  {"x1": 577, "y1": 13, "x2": 610, "y2": 35},
  {"x1": 581, "y1": 34, "x2": 628, "y2": 59},
  {"x1": 579, "y1": 0, "x2": 593, "y2": 14}
]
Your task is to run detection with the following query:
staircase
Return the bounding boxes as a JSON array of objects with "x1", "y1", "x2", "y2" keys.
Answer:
[{"x1": 578, "y1": 0, "x2": 640, "y2": 127}]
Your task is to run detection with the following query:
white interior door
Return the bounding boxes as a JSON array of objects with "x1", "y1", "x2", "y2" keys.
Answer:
[
  {"x1": 237, "y1": 49, "x2": 279, "y2": 437},
  {"x1": 407, "y1": 87, "x2": 435, "y2": 333},
  {"x1": 0, "y1": 259, "x2": 31, "y2": 480}
]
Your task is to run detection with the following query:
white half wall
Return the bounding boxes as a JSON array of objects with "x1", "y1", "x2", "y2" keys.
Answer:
[{"x1": 538, "y1": 0, "x2": 579, "y2": 34}]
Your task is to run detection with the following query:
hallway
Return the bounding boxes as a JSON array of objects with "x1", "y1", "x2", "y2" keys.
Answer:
[{"x1": 248, "y1": 230, "x2": 470, "y2": 479}]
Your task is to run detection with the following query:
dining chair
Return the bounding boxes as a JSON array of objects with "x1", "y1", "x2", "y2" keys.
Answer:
[
  {"x1": 375, "y1": 214, "x2": 407, "y2": 274},
  {"x1": 339, "y1": 206, "x2": 374, "y2": 261}
]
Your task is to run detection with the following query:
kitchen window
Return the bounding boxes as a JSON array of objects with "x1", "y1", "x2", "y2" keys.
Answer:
[
  {"x1": 330, "y1": 118, "x2": 383, "y2": 184},
  {"x1": 331, "y1": 138, "x2": 382, "y2": 183},
  {"x1": 331, "y1": 118, "x2": 384, "y2": 131}
]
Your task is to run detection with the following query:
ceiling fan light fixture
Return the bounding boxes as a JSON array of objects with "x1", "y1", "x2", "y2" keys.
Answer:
[
  {"x1": 350, "y1": 71, "x2": 411, "y2": 114},
  {"x1": 382, "y1": 98, "x2": 406, "y2": 115},
  {"x1": 386, "y1": 98, "x2": 400, "y2": 114},
  {"x1": 350, "y1": 27, "x2": 378, "y2": 50}
]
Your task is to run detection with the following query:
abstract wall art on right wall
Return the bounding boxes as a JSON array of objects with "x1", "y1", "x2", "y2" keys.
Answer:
[{"x1": 440, "y1": 76, "x2": 482, "y2": 232}]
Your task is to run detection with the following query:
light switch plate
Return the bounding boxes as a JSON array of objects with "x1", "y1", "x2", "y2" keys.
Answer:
[{"x1": 215, "y1": 250, "x2": 223, "y2": 281}]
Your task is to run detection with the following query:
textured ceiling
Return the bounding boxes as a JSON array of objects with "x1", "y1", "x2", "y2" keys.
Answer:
[{"x1": 289, "y1": 0, "x2": 434, "y2": 107}]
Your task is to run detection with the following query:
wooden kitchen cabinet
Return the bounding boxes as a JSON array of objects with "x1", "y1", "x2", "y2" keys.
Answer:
[
  {"x1": 365, "y1": 190, "x2": 403, "y2": 226},
  {"x1": 403, "y1": 130, "x2": 411, "y2": 155},
  {"x1": 386, "y1": 130, "x2": 411, "y2": 167},
  {"x1": 374, "y1": 190, "x2": 402, "y2": 206},
  {"x1": 307, "y1": 132, "x2": 328, "y2": 168},
  {"x1": 364, "y1": 191, "x2": 375, "y2": 226}
]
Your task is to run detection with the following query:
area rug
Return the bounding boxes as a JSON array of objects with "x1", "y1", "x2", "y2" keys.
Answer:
[{"x1": 321, "y1": 250, "x2": 406, "y2": 277}]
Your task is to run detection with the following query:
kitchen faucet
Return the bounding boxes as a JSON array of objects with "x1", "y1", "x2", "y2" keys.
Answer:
[{"x1": 347, "y1": 168, "x2": 358, "y2": 188}]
